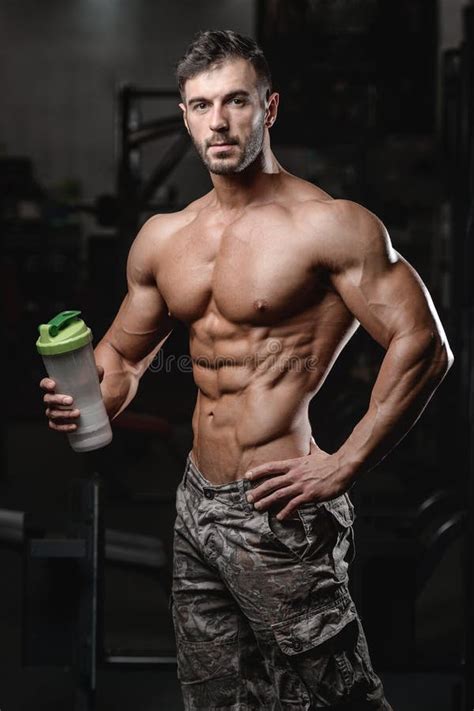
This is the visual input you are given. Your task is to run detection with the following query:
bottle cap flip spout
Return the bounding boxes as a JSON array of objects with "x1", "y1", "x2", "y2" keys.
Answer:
[{"x1": 36, "y1": 310, "x2": 92, "y2": 356}]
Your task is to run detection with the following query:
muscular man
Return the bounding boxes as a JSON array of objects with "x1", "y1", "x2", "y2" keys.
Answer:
[{"x1": 41, "y1": 31, "x2": 452, "y2": 710}]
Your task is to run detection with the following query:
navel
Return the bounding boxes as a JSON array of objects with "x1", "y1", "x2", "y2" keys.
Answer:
[{"x1": 253, "y1": 299, "x2": 268, "y2": 311}]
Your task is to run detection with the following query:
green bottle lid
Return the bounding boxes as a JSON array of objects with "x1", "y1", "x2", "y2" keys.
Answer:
[{"x1": 36, "y1": 310, "x2": 92, "y2": 355}]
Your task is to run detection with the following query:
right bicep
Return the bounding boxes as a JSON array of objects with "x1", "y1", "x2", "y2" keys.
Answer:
[
  {"x1": 103, "y1": 283, "x2": 174, "y2": 367},
  {"x1": 100, "y1": 218, "x2": 175, "y2": 367}
]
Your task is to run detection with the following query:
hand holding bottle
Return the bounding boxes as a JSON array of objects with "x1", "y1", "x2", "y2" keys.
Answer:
[{"x1": 37, "y1": 311, "x2": 112, "y2": 452}]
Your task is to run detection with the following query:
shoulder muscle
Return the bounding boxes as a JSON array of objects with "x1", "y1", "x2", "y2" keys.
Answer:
[
  {"x1": 320, "y1": 200, "x2": 397, "y2": 276},
  {"x1": 312, "y1": 201, "x2": 442, "y2": 348}
]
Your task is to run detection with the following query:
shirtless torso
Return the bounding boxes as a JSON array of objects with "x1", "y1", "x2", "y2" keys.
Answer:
[
  {"x1": 43, "y1": 54, "x2": 452, "y2": 514},
  {"x1": 92, "y1": 168, "x2": 449, "y2": 492},
  {"x1": 140, "y1": 177, "x2": 357, "y2": 481}
]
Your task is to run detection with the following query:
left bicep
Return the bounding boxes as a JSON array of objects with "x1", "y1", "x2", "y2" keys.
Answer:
[{"x1": 328, "y1": 208, "x2": 444, "y2": 349}]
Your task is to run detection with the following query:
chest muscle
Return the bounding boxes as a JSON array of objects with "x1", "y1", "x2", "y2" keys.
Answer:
[{"x1": 156, "y1": 221, "x2": 320, "y2": 326}]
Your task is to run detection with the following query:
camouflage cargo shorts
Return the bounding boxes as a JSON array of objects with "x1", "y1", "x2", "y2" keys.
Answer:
[{"x1": 171, "y1": 453, "x2": 392, "y2": 710}]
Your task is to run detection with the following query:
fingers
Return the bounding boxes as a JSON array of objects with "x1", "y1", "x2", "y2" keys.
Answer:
[
  {"x1": 40, "y1": 376, "x2": 79, "y2": 432},
  {"x1": 246, "y1": 473, "x2": 293, "y2": 504},
  {"x1": 40, "y1": 377, "x2": 56, "y2": 391},
  {"x1": 40, "y1": 377, "x2": 74, "y2": 407},
  {"x1": 48, "y1": 419, "x2": 79, "y2": 433},
  {"x1": 46, "y1": 407, "x2": 80, "y2": 432},
  {"x1": 248, "y1": 483, "x2": 300, "y2": 513},
  {"x1": 245, "y1": 459, "x2": 294, "y2": 481},
  {"x1": 45, "y1": 407, "x2": 80, "y2": 420},
  {"x1": 275, "y1": 495, "x2": 308, "y2": 521},
  {"x1": 43, "y1": 392, "x2": 74, "y2": 406}
]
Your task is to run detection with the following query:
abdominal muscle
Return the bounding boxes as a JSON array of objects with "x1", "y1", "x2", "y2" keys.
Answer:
[
  {"x1": 185, "y1": 286, "x2": 358, "y2": 483},
  {"x1": 189, "y1": 342, "x2": 326, "y2": 483}
]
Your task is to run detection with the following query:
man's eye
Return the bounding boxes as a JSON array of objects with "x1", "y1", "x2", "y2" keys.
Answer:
[
  {"x1": 232, "y1": 98, "x2": 244, "y2": 105},
  {"x1": 194, "y1": 103, "x2": 207, "y2": 111}
]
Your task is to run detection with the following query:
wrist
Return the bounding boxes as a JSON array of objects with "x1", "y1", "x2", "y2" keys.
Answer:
[{"x1": 334, "y1": 449, "x2": 366, "y2": 483}]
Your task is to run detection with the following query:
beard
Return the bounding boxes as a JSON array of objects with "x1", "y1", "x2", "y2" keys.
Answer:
[{"x1": 191, "y1": 120, "x2": 265, "y2": 175}]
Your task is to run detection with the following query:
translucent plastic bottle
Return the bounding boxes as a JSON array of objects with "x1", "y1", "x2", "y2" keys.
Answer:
[{"x1": 36, "y1": 310, "x2": 113, "y2": 452}]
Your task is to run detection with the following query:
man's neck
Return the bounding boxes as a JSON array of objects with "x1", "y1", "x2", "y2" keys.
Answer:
[{"x1": 209, "y1": 148, "x2": 284, "y2": 212}]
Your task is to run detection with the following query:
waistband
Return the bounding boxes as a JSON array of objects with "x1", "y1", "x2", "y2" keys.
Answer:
[{"x1": 183, "y1": 452, "x2": 254, "y2": 508}]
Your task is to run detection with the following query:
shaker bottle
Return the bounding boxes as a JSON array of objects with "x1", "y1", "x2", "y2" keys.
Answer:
[{"x1": 36, "y1": 310, "x2": 113, "y2": 452}]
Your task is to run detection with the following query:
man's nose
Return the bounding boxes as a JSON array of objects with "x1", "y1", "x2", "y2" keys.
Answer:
[{"x1": 209, "y1": 105, "x2": 229, "y2": 132}]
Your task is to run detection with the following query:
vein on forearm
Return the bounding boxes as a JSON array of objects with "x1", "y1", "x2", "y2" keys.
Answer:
[{"x1": 338, "y1": 328, "x2": 451, "y2": 476}]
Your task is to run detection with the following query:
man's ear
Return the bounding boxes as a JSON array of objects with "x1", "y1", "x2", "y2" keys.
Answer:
[
  {"x1": 264, "y1": 91, "x2": 279, "y2": 128},
  {"x1": 179, "y1": 102, "x2": 190, "y2": 134}
]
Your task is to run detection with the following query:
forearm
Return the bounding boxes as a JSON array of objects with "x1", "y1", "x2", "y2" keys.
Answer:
[{"x1": 336, "y1": 330, "x2": 453, "y2": 479}]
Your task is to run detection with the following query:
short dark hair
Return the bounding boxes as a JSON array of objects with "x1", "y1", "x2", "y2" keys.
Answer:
[{"x1": 176, "y1": 30, "x2": 272, "y2": 99}]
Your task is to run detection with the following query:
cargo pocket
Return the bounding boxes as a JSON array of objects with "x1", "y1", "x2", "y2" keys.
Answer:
[
  {"x1": 271, "y1": 588, "x2": 357, "y2": 656},
  {"x1": 300, "y1": 494, "x2": 355, "y2": 582},
  {"x1": 271, "y1": 593, "x2": 377, "y2": 707},
  {"x1": 263, "y1": 504, "x2": 311, "y2": 561}
]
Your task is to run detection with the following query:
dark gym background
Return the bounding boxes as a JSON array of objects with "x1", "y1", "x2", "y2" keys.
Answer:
[{"x1": 1, "y1": 1, "x2": 473, "y2": 709}]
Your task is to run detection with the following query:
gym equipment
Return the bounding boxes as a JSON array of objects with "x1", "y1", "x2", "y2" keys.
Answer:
[
  {"x1": 0, "y1": 85, "x2": 189, "y2": 232},
  {"x1": 1, "y1": 472, "x2": 174, "y2": 711},
  {"x1": 115, "y1": 85, "x2": 190, "y2": 250},
  {"x1": 0, "y1": 405, "x2": 183, "y2": 710}
]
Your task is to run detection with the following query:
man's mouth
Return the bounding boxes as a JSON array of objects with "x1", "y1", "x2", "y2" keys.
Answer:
[{"x1": 208, "y1": 142, "x2": 238, "y2": 149}]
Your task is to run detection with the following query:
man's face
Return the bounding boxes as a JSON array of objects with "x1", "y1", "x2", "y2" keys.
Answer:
[{"x1": 180, "y1": 58, "x2": 269, "y2": 175}]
